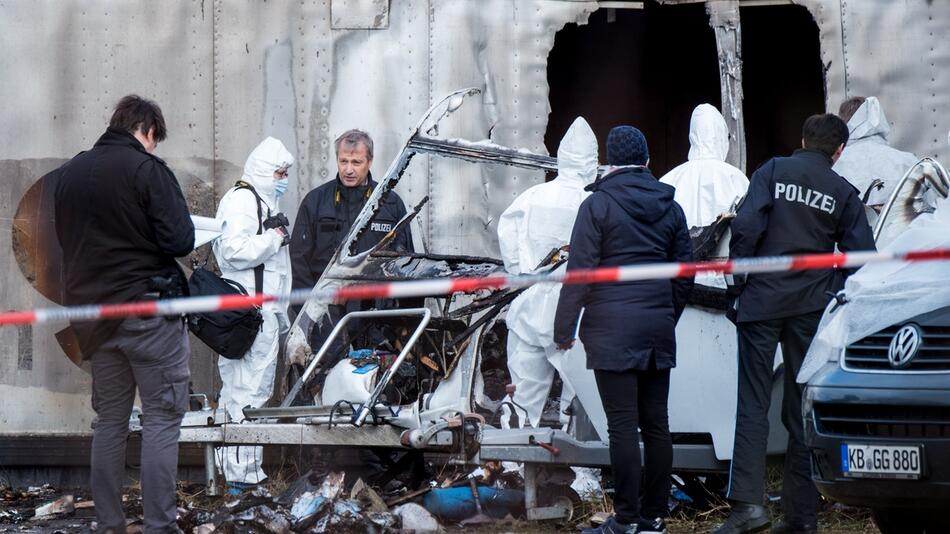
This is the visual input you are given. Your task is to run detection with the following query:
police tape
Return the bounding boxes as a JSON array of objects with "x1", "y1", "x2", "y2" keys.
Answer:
[{"x1": 2, "y1": 247, "x2": 950, "y2": 327}]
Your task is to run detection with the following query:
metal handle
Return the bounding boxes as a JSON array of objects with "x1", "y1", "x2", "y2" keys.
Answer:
[
  {"x1": 354, "y1": 308, "x2": 432, "y2": 426},
  {"x1": 281, "y1": 308, "x2": 432, "y2": 408},
  {"x1": 189, "y1": 393, "x2": 211, "y2": 410}
]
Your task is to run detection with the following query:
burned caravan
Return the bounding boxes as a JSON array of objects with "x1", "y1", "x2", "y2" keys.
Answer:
[
  {"x1": 179, "y1": 89, "x2": 750, "y2": 519},
  {"x1": 3, "y1": 0, "x2": 950, "y2": 488}
]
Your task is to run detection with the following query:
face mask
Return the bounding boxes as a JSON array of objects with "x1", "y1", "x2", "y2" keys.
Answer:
[{"x1": 274, "y1": 177, "x2": 289, "y2": 198}]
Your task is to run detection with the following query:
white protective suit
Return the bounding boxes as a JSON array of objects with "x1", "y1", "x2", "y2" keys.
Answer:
[
  {"x1": 212, "y1": 137, "x2": 294, "y2": 484},
  {"x1": 660, "y1": 104, "x2": 748, "y2": 229},
  {"x1": 496, "y1": 117, "x2": 606, "y2": 437},
  {"x1": 659, "y1": 104, "x2": 750, "y2": 460},
  {"x1": 835, "y1": 97, "x2": 919, "y2": 206},
  {"x1": 833, "y1": 97, "x2": 919, "y2": 245}
]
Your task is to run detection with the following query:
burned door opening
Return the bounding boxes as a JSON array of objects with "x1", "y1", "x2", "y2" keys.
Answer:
[
  {"x1": 740, "y1": 5, "x2": 824, "y2": 173},
  {"x1": 544, "y1": 4, "x2": 721, "y2": 177}
]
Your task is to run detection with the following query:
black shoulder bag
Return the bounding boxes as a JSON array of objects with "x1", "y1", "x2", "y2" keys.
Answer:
[{"x1": 187, "y1": 181, "x2": 269, "y2": 359}]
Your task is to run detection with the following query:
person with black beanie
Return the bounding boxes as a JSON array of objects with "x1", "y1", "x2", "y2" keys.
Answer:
[{"x1": 554, "y1": 125, "x2": 694, "y2": 534}]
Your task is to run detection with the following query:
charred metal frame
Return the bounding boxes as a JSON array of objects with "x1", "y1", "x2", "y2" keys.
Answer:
[
  {"x1": 180, "y1": 86, "x2": 728, "y2": 517},
  {"x1": 874, "y1": 158, "x2": 950, "y2": 242}
]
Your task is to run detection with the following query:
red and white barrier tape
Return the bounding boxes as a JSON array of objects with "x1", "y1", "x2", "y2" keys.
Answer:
[{"x1": 3, "y1": 248, "x2": 950, "y2": 327}]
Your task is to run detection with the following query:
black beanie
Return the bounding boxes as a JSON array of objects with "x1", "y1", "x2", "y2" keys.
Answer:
[{"x1": 606, "y1": 125, "x2": 649, "y2": 166}]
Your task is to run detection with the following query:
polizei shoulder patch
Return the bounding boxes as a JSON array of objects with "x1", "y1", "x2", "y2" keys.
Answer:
[{"x1": 774, "y1": 182, "x2": 837, "y2": 214}]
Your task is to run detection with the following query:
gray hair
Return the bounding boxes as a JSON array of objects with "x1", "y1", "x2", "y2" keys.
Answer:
[{"x1": 334, "y1": 129, "x2": 374, "y2": 160}]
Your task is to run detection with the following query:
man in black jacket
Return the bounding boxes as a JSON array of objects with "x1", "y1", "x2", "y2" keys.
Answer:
[
  {"x1": 54, "y1": 95, "x2": 195, "y2": 534},
  {"x1": 290, "y1": 129, "x2": 413, "y2": 291},
  {"x1": 554, "y1": 126, "x2": 693, "y2": 534},
  {"x1": 289, "y1": 129, "x2": 413, "y2": 346},
  {"x1": 713, "y1": 115, "x2": 875, "y2": 534}
]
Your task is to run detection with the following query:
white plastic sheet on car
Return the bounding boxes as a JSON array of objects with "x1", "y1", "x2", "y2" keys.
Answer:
[{"x1": 798, "y1": 193, "x2": 950, "y2": 383}]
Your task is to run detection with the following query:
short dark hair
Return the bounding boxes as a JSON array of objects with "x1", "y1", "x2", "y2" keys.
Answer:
[
  {"x1": 837, "y1": 96, "x2": 867, "y2": 124},
  {"x1": 802, "y1": 113, "x2": 849, "y2": 158},
  {"x1": 334, "y1": 129, "x2": 373, "y2": 160},
  {"x1": 109, "y1": 95, "x2": 167, "y2": 142}
]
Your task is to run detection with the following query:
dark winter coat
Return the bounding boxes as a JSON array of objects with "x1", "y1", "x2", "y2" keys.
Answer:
[
  {"x1": 290, "y1": 174, "x2": 413, "y2": 290},
  {"x1": 554, "y1": 167, "x2": 694, "y2": 371},
  {"x1": 730, "y1": 149, "x2": 876, "y2": 322},
  {"x1": 54, "y1": 127, "x2": 195, "y2": 357}
]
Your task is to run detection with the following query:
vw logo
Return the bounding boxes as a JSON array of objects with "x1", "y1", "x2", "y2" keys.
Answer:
[{"x1": 888, "y1": 324, "x2": 922, "y2": 369}]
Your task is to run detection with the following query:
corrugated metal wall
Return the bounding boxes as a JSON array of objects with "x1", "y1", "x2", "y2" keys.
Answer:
[
  {"x1": 0, "y1": 0, "x2": 596, "y2": 435},
  {"x1": 2, "y1": 0, "x2": 949, "y2": 435}
]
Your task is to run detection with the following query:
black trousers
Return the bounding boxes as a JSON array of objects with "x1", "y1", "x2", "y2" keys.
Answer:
[
  {"x1": 727, "y1": 310, "x2": 822, "y2": 525},
  {"x1": 594, "y1": 367, "x2": 672, "y2": 524}
]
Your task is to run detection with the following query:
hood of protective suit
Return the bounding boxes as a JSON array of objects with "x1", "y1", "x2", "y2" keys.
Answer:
[
  {"x1": 593, "y1": 168, "x2": 674, "y2": 223},
  {"x1": 847, "y1": 96, "x2": 890, "y2": 144},
  {"x1": 556, "y1": 117, "x2": 598, "y2": 187},
  {"x1": 241, "y1": 137, "x2": 294, "y2": 199},
  {"x1": 687, "y1": 104, "x2": 730, "y2": 162}
]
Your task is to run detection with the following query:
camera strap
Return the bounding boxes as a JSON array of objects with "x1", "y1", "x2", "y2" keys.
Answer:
[{"x1": 234, "y1": 180, "x2": 270, "y2": 298}]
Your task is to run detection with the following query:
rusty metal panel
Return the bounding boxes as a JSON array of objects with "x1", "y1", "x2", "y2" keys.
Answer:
[
  {"x1": 331, "y1": 0, "x2": 391, "y2": 29},
  {"x1": 0, "y1": 1, "x2": 215, "y2": 434},
  {"x1": 210, "y1": 0, "x2": 432, "y2": 246},
  {"x1": 426, "y1": 0, "x2": 597, "y2": 256},
  {"x1": 786, "y1": 0, "x2": 949, "y2": 161},
  {"x1": 833, "y1": 0, "x2": 950, "y2": 160},
  {"x1": 707, "y1": 0, "x2": 747, "y2": 172},
  {"x1": 4, "y1": 0, "x2": 950, "y2": 438}
]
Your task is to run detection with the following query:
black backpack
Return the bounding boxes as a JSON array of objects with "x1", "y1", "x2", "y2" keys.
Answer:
[
  {"x1": 187, "y1": 269, "x2": 263, "y2": 359},
  {"x1": 187, "y1": 181, "x2": 269, "y2": 359}
]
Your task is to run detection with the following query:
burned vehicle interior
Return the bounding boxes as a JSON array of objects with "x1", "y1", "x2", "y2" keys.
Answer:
[
  {"x1": 273, "y1": 87, "x2": 583, "y2": 432},
  {"x1": 180, "y1": 89, "x2": 614, "y2": 519},
  {"x1": 183, "y1": 84, "x2": 754, "y2": 503}
]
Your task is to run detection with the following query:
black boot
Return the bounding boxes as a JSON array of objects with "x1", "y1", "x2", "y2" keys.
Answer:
[
  {"x1": 770, "y1": 520, "x2": 817, "y2": 534},
  {"x1": 710, "y1": 503, "x2": 771, "y2": 534}
]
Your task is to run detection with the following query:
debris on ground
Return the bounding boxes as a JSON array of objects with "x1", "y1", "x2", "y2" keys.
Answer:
[
  {"x1": 1, "y1": 468, "x2": 879, "y2": 534},
  {"x1": 34, "y1": 495, "x2": 75, "y2": 518},
  {"x1": 392, "y1": 502, "x2": 441, "y2": 533},
  {"x1": 350, "y1": 478, "x2": 388, "y2": 513}
]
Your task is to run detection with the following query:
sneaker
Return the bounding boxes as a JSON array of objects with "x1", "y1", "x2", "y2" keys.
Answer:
[
  {"x1": 582, "y1": 516, "x2": 667, "y2": 534},
  {"x1": 582, "y1": 516, "x2": 637, "y2": 534},
  {"x1": 636, "y1": 517, "x2": 668, "y2": 534},
  {"x1": 710, "y1": 503, "x2": 771, "y2": 534}
]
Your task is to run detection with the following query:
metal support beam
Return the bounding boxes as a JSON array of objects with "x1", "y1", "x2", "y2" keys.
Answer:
[
  {"x1": 408, "y1": 136, "x2": 558, "y2": 173},
  {"x1": 479, "y1": 429, "x2": 729, "y2": 472},
  {"x1": 179, "y1": 423, "x2": 406, "y2": 448},
  {"x1": 204, "y1": 444, "x2": 219, "y2": 496},
  {"x1": 243, "y1": 404, "x2": 395, "y2": 422},
  {"x1": 523, "y1": 462, "x2": 571, "y2": 521},
  {"x1": 707, "y1": 0, "x2": 748, "y2": 173}
]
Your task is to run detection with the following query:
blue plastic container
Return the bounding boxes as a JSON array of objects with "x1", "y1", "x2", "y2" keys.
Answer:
[{"x1": 422, "y1": 486, "x2": 525, "y2": 521}]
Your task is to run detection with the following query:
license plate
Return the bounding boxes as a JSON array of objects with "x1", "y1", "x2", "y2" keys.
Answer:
[{"x1": 841, "y1": 443, "x2": 922, "y2": 479}]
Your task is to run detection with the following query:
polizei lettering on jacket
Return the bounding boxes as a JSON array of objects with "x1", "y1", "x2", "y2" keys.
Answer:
[
  {"x1": 371, "y1": 222, "x2": 393, "y2": 233},
  {"x1": 774, "y1": 182, "x2": 836, "y2": 214}
]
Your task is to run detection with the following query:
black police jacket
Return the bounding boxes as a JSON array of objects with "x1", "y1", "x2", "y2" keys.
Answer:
[
  {"x1": 730, "y1": 149, "x2": 876, "y2": 322},
  {"x1": 290, "y1": 174, "x2": 413, "y2": 290},
  {"x1": 54, "y1": 127, "x2": 195, "y2": 357},
  {"x1": 554, "y1": 167, "x2": 694, "y2": 371}
]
